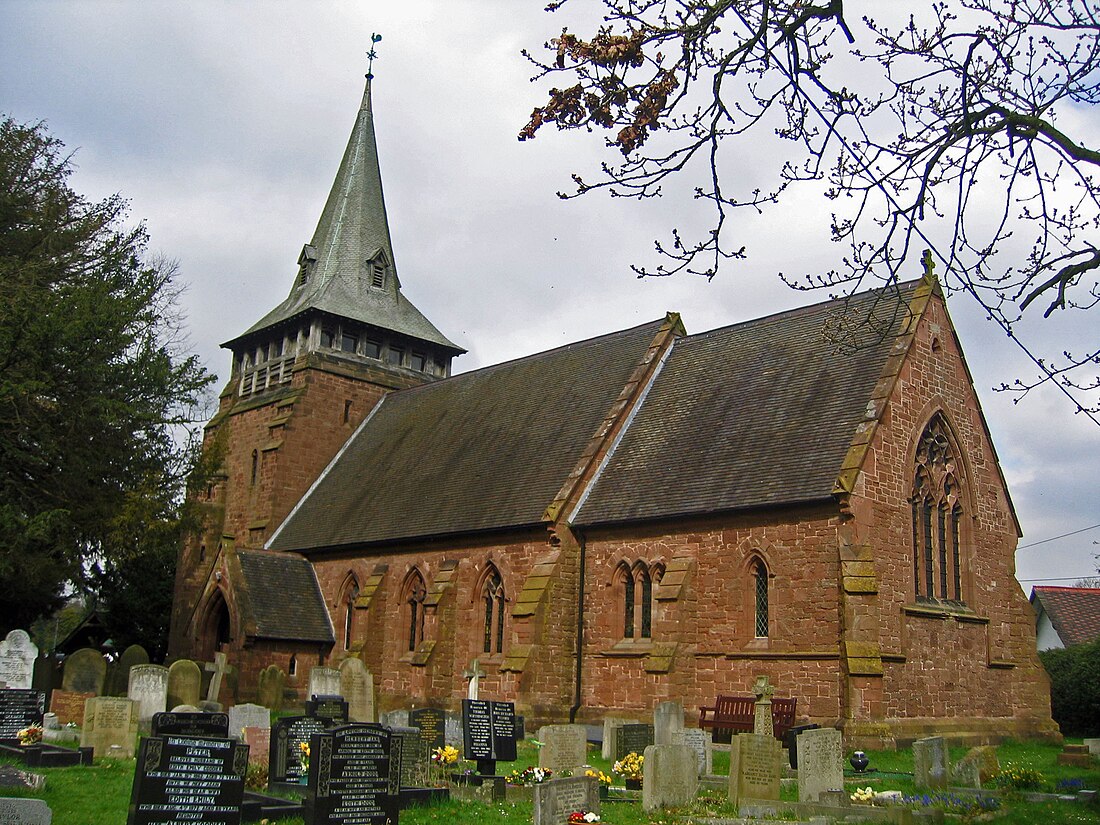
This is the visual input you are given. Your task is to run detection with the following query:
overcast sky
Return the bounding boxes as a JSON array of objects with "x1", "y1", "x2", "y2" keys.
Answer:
[{"x1": 2, "y1": 1, "x2": 1097, "y2": 590}]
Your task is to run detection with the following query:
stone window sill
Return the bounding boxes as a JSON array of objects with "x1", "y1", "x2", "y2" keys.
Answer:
[
  {"x1": 600, "y1": 639, "x2": 653, "y2": 657},
  {"x1": 903, "y1": 601, "x2": 987, "y2": 623}
]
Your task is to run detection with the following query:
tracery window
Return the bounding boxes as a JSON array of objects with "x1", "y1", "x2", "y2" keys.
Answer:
[
  {"x1": 619, "y1": 561, "x2": 659, "y2": 639},
  {"x1": 403, "y1": 569, "x2": 427, "y2": 652},
  {"x1": 753, "y1": 558, "x2": 769, "y2": 638},
  {"x1": 911, "y1": 415, "x2": 965, "y2": 603},
  {"x1": 481, "y1": 564, "x2": 506, "y2": 655}
]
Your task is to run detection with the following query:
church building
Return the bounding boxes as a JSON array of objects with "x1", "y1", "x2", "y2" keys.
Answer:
[{"x1": 168, "y1": 72, "x2": 1059, "y2": 748}]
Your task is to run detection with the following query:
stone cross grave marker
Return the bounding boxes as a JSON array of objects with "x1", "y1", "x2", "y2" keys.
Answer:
[
  {"x1": 642, "y1": 743, "x2": 699, "y2": 812},
  {"x1": 127, "y1": 664, "x2": 168, "y2": 730},
  {"x1": 204, "y1": 651, "x2": 229, "y2": 705},
  {"x1": 533, "y1": 775, "x2": 600, "y2": 825},
  {"x1": 339, "y1": 657, "x2": 375, "y2": 723},
  {"x1": 81, "y1": 696, "x2": 138, "y2": 758},
  {"x1": 751, "y1": 675, "x2": 775, "y2": 737},
  {"x1": 62, "y1": 648, "x2": 106, "y2": 696},
  {"x1": 463, "y1": 658, "x2": 486, "y2": 701},
  {"x1": 913, "y1": 736, "x2": 948, "y2": 790},
  {"x1": 796, "y1": 727, "x2": 844, "y2": 802},
  {"x1": 537, "y1": 724, "x2": 588, "y2": 774},
  {"x1": 728, "y1": 733, "x2": 782, "y2": 808},
  {"x1": 166, "y1": 659, "x2": 201, "y2": 709},
  {"x1": 0, "y1": 631, "x2": 38, "y2": 690},
  {"x1": 653, "y1": 700, "x2": 685, "y2": 745},
  {"x1": 0, "y1": 798, "x2": 52, "y2": 825}
]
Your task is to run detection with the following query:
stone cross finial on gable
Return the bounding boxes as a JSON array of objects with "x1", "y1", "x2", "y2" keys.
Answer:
[
  {"x1": 205, "y1": 651, "x2": 229, "y2": 703},
  {"x1": 463, "y1": 658, "x2": 486, "y2": 701}
]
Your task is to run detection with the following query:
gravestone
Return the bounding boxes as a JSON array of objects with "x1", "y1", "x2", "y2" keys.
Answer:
[
  {"x1": 642, "y1": 744, "x2": 698, "y2": 812},
  {"x1": 167, "y1": 659, "x2": 202, "y2": 709},
  {"x1": 0, "y1": 631, "x2": 38, "y2": 690},
  {"x1": 795, "y1": 727, "x2": 844, "y2": 803},
  {"x1": 48, "y1": 689, "x2": 93, "y2": 727},
  {"x1": 956, "y1": 745, "x2": 999, "y2": 784},
  {"x1": 913, "y1": 736, "x2": 948, "y2": 790},
  {"x1": 338, "y1": 657, "x2": 375, "y2": 723},
  {"x1": 127, "y1": 734, "x2": 248, "y2": 825},
  {"x1": 304, "y1": 723, "x2": 400, "y2": 825},
  {"x1": 390, "y1": 725, "x2": 427, "y2": 788},
  {"x1": 203, "y1": 652, "x2": 231, "y2": 709},
  {"x1": 110, "y1": 644, "x2": 150, "y2": 696},
  {"x1": 270, "y1": 715, "x2": 329, "y2": 786},
  {"x1": 61, "y1": 648, "x2": 106, "y2": 695},
  {"x1": 673, "y1": 728, "x2": 711, "y2": 776},
  {"x1": 615, "y1": 723, "x2": 654, "y2": 762},
  {"x1": 151, "y1": 711, "x2": 229, "y2": 738},
  {"x1": 306, "y1": 695, "x2": 350, "y2": 725},
  {"x1": 653, "y1": 700, "x2": 684, "y2": 746},
  {"x1": 308, "y1": 666, "x2": 341, "y2": 699},
  {"x1": 257, "y1": 665, "x2": 286, "y2": 712},
  {"x1": 461, "y1": 699, "x2": 517, "y2": 776},
  {"x1": 0, "y1": 689, "x2": 45, "y2": 740},
  {"x1": 228, "y1": 702, "x2": 270, "y2": 739},
  {"x1": 751, "y1": 676, "x2": 775, "y2": 737},
  {"x1": 444, "y1": 714, "x2": 463, "y2": 749},
  {"x1": 127, "y1": 665, "x2": 168, "y2": 729},
  {"x1": 728, "y1": 733, "x2": 782, "y2": 807},
  {"x1": 537, "y1": 724, "x2": 588, "y2": 774},
  {"x1": 0, "y1": 798, "x2": 52, "y2": 824},
  {"x1": 81, "y1": 696, "x2": 138, "y2": 758},
  {"x1": 532, "y1": 776, "x2": 599, "y2": 825},
  {"x1": 408, "y1": 707, "x2": 446, "y2": 754},
  {"x1": 601, "y1": 718, "x2": 637, "y2": 760},
  {"x1": 243, "y1": 726, "x2": 271, "y2": 766}
]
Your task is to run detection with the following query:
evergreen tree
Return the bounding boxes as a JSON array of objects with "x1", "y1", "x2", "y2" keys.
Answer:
[{"x1": 0, "y1": 116, "x2": 214, "y2": 634}]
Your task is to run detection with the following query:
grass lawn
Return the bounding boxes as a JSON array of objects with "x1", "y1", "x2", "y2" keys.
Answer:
[{"x1": 2, "y1": 737, "x2": 1098, "y2": 824}]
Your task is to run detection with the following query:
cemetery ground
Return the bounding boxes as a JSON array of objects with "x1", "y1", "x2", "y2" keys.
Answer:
[{"x1": 2, "y1": 735, "x2": 1097, "y2": 824}]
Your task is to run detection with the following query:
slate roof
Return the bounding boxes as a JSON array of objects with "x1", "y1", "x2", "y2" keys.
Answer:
[
  {"x1": 225, "y1": 78, "x2": 461, "y2": 353},
  {"x1": 236, "y1": 550, "x2": 334, "y2": 642},
  {"x1": 1031, "y1": 586, "x2": 1100, "y2": 647},
  {"x1": 573, "y1": 282, "x2": 918, "y2": 526},
  {"x1": 268, "y1": 318, "x2": 671, "y2": 551}
]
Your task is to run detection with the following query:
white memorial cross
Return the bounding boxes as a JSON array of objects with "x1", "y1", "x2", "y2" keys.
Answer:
[{"x1": 463, "y1": 658, "x2": 486, "y2": 700}]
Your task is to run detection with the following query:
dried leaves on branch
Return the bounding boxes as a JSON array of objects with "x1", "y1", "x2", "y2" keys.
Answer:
[{"x1": 520, "y1": 0, "x2": 1100, "y2": 417}]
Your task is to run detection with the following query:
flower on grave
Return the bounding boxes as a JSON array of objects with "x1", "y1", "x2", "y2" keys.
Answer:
[
  {"x1": 65, "y1": 722, "x2": 78, "y2": 729},
  {"x1": 431, "y1": 745, "x2": 459, "y2": 765},
  {"x1": 298, "y1": 741, "x2": 310, "y2": 772},
  {"x1": 850, "y1": 786, "x2": 875, "y2": 803},
  {"x1": 568, "y1": 812, "x2": 600, "y2": 824},
  {"x1": 506, "y1": 766, "x2": 554, "y2": 786},
  {"x1": 613, "y1": 751, "x2": 644, "y2": 780},
  {"x1": 584, "y1": 769, "x2": 613, "y2": 787},
  {"x1": 17, "y1": 725, "x2": 42, "y2": 746}
]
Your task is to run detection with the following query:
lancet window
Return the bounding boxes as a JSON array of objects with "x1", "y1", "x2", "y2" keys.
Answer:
[
  {"x1": 619, "y1": 561, "x2": 660, "y2": 639},
  {"x1": 911, "y1": 415, "x2": 965, "y2": 603},
  {"x1": 403, "y1": 569, "x2": 427, "y2": 652},
  {"x1": 481, "y1": 565, "x2": 506, "y2": 655}
]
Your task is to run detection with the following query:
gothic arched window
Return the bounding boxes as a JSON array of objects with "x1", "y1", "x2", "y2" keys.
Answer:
[
  {"x1": 481, "y1": 565, "x2": 506, "y2": 655},
  {"x1": 403, "y1": 570, "x2": 427, "y2": 652},
  {"x1": 911, "y1": 415, "x2": 965, "y2": 603},
  {"x1": 340, "y1": 574, "x2": 360, "y2": 651},
  {"x1": 753, "y1": 558, "x2": 770, "y2": 638},
  {"x1": 619, "y1": 561, "x2": 658, "y2": 640}
]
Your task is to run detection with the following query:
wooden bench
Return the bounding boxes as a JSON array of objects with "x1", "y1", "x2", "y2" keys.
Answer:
[{"x1": 699, "y1": 695, "x2": 797, "y2": 743}]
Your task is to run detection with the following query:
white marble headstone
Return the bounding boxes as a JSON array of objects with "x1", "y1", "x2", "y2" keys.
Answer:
[{"x1": 0, "y1": 630, "x2": 37, "y2": 689}]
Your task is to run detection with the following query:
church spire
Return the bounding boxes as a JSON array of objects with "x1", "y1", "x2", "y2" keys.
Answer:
[{"x1": 227, "y1": 60, "x2": 462, "y2": 356}]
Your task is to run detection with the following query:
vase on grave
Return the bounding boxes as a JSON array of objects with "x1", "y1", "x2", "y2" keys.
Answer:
[
  {"x1": 849, "y1": 750, "x2": 869, "y2": 772},
  {"x1": 626, "y1": 778, "x2": 641, "y2": 790}
]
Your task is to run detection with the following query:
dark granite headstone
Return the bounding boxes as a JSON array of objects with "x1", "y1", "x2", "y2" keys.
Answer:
[
  {"x1": 304, "y1": 723, "x2": 400, "y2": 825},
  {"x1": 306, "y1": 695, "x2": 349, "y2": 725},
  {"x1": 270, "y1": 715, "x2": 329, "y2": 786},
  {"x1": 615, "y1": 723, "x2": 654, "y2": 762},
  {"x1": 408, "y1": 707, "x2": 445, "y2": 753},
  {"x1": 514, "y1": 715, "x2": 525, "y2": 742},
  {"x1": 461, "y1": 699, "x2": 516, "y2": 775},
  {"x1": 127, "y1": 734, "x2": 248, "y2": 825},
  {"x1": 151, "y1": 711, "x2": 230, "y2": 738},
  {"x1": 0, "y1": 689, "x2": 44, "y2": 741}
]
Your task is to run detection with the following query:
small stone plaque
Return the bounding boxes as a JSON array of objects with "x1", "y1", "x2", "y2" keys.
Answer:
[
  {"x1": 533, "y1": 776, "x2": 599, "y2": 825},
  {"x1": 0, "y1": 797, "x2": 52, "y2": 824},
  {"x1": 304, "y1": 723, "x2": 399, "y2": 825},
  {"x1": 616, "y1": 723, "x2": 654, "y2": 762},
  {"x1": 127, "y1": 734, "x2": 247, "y2": 825},
  {"x1": 0, "y1": 689, "x2": 45, "y2": 740},
  {"x1": 151, "y1": 711, "x2": 230, "y2": 739}
]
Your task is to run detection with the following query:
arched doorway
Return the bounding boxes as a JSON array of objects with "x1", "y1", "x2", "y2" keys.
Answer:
[{"x1": 197, "y1": 589, "x2": 232, "y2": 661}]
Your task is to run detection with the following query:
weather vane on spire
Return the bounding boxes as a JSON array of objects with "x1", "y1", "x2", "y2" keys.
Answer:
[{"x1": 366, "y1": 33, "x2": 382, "y2": 79}]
